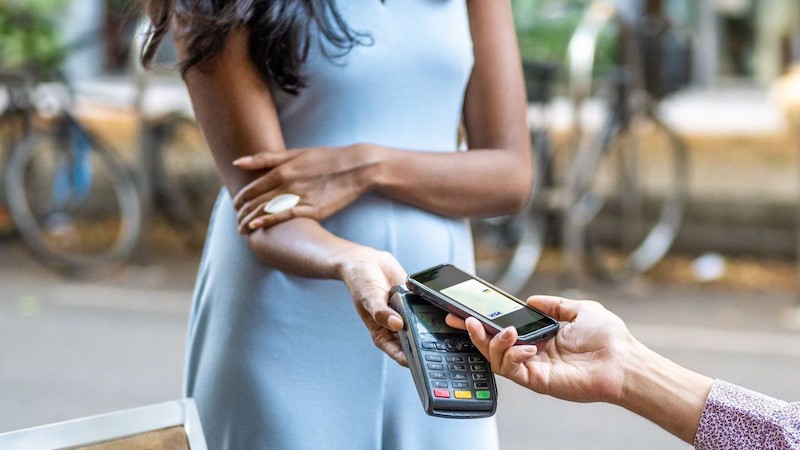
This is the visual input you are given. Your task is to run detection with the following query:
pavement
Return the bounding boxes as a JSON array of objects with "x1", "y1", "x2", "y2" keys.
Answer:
[{"x1": 1, "y1": 239, "x2": 799, "y2": 450}]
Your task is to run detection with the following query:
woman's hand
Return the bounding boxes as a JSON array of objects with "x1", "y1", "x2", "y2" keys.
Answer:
[
  {"x1": 446, "y1": 295, "x2": 637, "y2": 404},
  {"x1": 232, "y1": 144, "x2": 384, "y2": 234},
  {"x1": 338, "y1": 247, "x2": 409, "y2": 367}
]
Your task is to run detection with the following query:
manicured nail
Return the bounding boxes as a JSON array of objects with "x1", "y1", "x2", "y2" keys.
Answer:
[
  {"x1": 388, "y1": 315, "x2": 403, "y2": 331},
  {"x1": 233, "y1": 156, "x2": 252, "y2": 166}
]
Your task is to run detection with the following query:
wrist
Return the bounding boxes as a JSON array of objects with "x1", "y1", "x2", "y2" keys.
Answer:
[
  {"x1": 618, "y1": 337, "x2": 713, "y2": 443},
  {"x1": 354, "y1": 143, "x2": 392, "y2": 193},
  {"x1": 617, "y1": 337, "x2": 660, "y2": 407},
  {"x1": 331, "y1": 244, "x2": 378, "y2": 281}
]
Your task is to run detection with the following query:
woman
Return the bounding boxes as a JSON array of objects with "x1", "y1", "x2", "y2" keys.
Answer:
[
  {"x1": 450, "y1": 296, "x2": 800, "y2": 449},
  {"x1": 143, "y1": 1, "x2": 531, "y2": 448}
]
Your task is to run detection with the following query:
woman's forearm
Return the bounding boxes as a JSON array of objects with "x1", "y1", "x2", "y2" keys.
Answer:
[
  {"x1": 618, "y1": 340, "x2": 714, "y2": 444},
  {"x1": 245, "y1": 217, "x2": 364, "y2": 280},
  {"x1": 367, "y1": 144, "x2": 532, "y2": 218}
]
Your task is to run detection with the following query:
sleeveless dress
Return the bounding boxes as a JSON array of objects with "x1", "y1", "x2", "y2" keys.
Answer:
[{"x1": 184, "y1": 1, "x2": 500, "y2": 448}]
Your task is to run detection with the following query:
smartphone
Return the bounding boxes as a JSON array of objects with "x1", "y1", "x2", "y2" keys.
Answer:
[
  {"x1": 389, "y1": 286, "x2": 497, "y2": 419},
  {"x1": 406, "y1": 264, "x2": 559, "y2": 344}
]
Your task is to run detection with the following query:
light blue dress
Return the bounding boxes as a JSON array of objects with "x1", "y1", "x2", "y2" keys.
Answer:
[{"x1": 184, "y1": 1, "x2": 499, "y2": 448}]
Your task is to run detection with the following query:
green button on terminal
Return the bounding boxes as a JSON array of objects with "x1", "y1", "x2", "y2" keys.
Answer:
[{"x1": 476, "y1": 390, "x2": 491, "y2": 400}]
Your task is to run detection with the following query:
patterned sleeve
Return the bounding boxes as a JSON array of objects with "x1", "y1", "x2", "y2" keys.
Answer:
[{"x1": 694, "y1": 379, "x2": 800, "y2": 450}]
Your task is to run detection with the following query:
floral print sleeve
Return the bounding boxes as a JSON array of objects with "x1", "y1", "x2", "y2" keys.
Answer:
[{"x1": 695, "y1": 379, "x2": 800, "y2": 449}]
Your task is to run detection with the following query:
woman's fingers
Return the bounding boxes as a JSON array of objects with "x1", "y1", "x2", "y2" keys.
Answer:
[
  {"x1": 236, "y1": 191, "x2": 276, "y2": 224},
  {"x1": 232, "y1": 150, "x2": 293, "y2": 170},
  {"x1": 232, "y1": 149, "x2": 307, "y2": 208},
  {"x1": 373, "y1": 328, "x2": 409, "y2": 367},
  {"x1": 361, "y1": 292, "x2": 404, "y2": 332},
  {"x1": 241, "y1": 208, "x2": 292, "y2": 234},
  {"x1": 233, "y1": 175, "x2": 281, "y2": 210}
]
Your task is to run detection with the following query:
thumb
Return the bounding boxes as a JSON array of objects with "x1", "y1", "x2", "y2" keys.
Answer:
[{"x1": 526, "y1": 295, "x2": 580, "y2": 322}]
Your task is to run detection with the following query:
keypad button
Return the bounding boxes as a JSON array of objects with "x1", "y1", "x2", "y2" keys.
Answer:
[
  {"x1": 446, "y1": 356, "x2": 465, "y2": 363},
  {"x1": 433, "y1": 381, "x2": 449, "y2": 389},
  {"x1": 448, "y1": 364, "x2": 467, "y2": 371},
  {"x1": 472, "y1": 373, "x2": 488, "y2": 381},
  {"x1": 474, "y1": 382, "x2": 489, "y2": 389},
  {"x1": 468, "y1": 356, "x2": 485, "y2": 363},
  {"x1": 435, "y1": 343, "x2": 447, "y2": 351},
  {"x1": 427, "y1": 363, "x2": 444, "y2": 371},
  {"x1": 454, "y1": 390, "x2": 473, "y2": 399},
  {"x1": 425, "y1": 355, "x2": 443, "y2": 362},
  {"x1": 421, "y1": 341, "x2": 437, "y2": 350},
  {"x1": 429, "y1": 372, "x2": 446, "y2": 380},
  {"x1": 445, "y1": 340, "x2": 457, "y2": 351},
  {"x1": 450, "y1": 372, "x2": 468, "y2": 381},
  {"x1": 455, "y1": 340, "x2": 469, "y2": 351},
  {"x1": 434, "y1": 389, "x2": 451, "y2": 398},
  {"x1": 476, "y1": 390, "x2": 491, "y2": 400},
  {"x1": 470, "y1": 364, "x2": 487, "y2": 372},
  {"x1": 452, "y1": 382, "x2": 470, "y2": 389}
]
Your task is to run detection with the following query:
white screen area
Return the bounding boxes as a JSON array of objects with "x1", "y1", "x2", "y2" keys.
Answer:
[{"x1": 440, "y1": 279, "x2": 523, "y2": 320}]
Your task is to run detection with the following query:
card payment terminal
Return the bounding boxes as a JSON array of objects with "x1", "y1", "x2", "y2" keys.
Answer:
[{"x1": 389, "y1": 286, "x2": 498, "y2": 418}]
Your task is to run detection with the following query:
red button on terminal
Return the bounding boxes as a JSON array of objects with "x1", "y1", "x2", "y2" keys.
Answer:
[{"x1": 433, "y1": 389, "x2": 450, "y2": 398}]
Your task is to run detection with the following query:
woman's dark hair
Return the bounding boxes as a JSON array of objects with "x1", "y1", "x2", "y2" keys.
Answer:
[{"x1": 141, "y1": 0, "x2": 380, "y2": 94}]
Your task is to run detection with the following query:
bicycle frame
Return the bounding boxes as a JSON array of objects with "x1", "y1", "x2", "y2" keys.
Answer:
[{"x1": 564, "y1": 0, "x2": 689, "y2": 282}]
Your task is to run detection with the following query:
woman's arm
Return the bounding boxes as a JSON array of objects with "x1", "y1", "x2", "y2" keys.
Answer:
[
  {"x1": 179, "y1": 26, "x2": 407, "y2": 364},
  {"x1": 373, "y1": 0, "x2": 532, "y2": 216},
  {"x1": 233, "y1": 0, "x2": 531, "y2": 229}
]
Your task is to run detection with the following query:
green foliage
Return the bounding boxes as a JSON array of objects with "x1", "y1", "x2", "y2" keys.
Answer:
[
  {"x1": 0, "y1": 0, "x2": 68, "y2": 79},
  {"x1": 512, "y1": 0, "x2": 618, "y2": 77}
]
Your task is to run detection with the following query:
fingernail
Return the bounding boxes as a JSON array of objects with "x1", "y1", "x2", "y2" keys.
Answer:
[
  {"x1": 522, "y1": 345, "x2": 537, "y2": 354},
  {"x1": 500, "y1": 327, "x2": 513, "y2": 339},
  {"x1": 233, "y1": 156, "x2": 252, "y2": 166},
  {"x1": 248, "y1": 219, "x2": 261, "y2": 229},
  {"x1": 388, "y1": 315, "x2": 403, "y2": 330}
]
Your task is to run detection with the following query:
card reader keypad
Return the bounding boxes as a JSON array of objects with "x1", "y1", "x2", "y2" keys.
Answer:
[{"x1": 420, "y1": 334, "x2": 493, "y2": 401}]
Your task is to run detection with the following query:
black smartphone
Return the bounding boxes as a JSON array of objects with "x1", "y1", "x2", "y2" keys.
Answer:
[
  {"x1": 389, "y1": 286, "x2": 497, "y2": 419},
  {"x1": 406, "y1": 264, "x2": 559, "y2": 344}
]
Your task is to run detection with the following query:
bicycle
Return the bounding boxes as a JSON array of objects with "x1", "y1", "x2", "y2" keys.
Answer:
[
  {"x1": 472, "y1": 0, "x2": 690, "y2": 291},
  {"x1": 563, "y1": 0, "x2": 689, "y2": 281},
  {"x1": 3, "y1": 74, "x2": 144, "y2": 274},
  {"x1": 0, "y1": 71, "x2": 32, "y2": 236},
  {"x1": 1, "y1": 11, "x2": 216, "y2": 275}
]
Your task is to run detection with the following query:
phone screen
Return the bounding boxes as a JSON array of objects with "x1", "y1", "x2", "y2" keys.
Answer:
[{"x1": 410, "y1": 265, "x2": 556, "y2": 335}]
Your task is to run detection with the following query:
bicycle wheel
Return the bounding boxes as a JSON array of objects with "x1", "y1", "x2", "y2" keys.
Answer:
[
  {"x1": 471, "y1": 133, "x2": 550, "y2": 295},
  {"x1": 566, "y1": 110, "x2": 688, "y2": 280},
  {"x1": 0, "y1": 111, "x2": 29, "y2": 236},
  {"x1": 5, "y1": 119, "x2": 143, "y2": 273},
  {"x1": 149, "y1": 115, "x2": 217, "y2": 245}
]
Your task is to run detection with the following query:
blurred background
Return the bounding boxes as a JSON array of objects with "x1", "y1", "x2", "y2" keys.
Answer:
[{"x1": 1, "y1": 0, "x2": 799, "y2": 449}]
